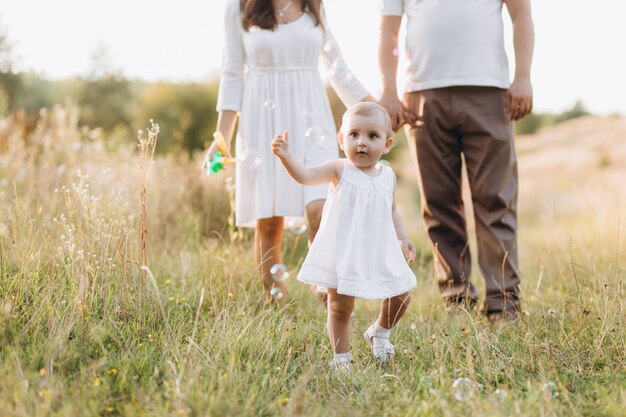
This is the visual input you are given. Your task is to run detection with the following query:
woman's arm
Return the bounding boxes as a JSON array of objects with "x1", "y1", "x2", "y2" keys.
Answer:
[
  {"x1": 204, "y1": 0, "x2": 246, "y2": 167},
  {"x1": 271, "y1": 131, "x2": 341, "y2": 185},
  {"x1": 216, "y1": 110, "x2": 238, "y2": 148},
  {"x1": 216, "y1": 0, "x2": 246, "y2": 112},
  {"x1": 203, "y1": 110, "x2": 238, "y2": 167},
  {"x1": 319, "y1": 9, "x2": 372, "y2": 106}
]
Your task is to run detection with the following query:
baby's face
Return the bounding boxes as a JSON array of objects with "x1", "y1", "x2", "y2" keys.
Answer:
[{"x1": 339, "y1": 114, "x2": 393, "y2": 170}]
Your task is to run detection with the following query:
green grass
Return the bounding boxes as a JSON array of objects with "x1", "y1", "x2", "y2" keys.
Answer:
[{"x1": 0, "y1": 107, "x2": 624, "y2": 416}]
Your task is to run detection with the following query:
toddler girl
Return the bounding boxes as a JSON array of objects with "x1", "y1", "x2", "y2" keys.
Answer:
[{"x1": 271, "y1": 102, "x2": 417, "y2": 370}]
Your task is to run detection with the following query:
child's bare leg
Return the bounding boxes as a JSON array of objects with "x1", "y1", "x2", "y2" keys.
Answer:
[
  {"x1": 377, "y1": 292, "x2": 412, "y2": 329},
  {"x1": 255, "y1": 217, "x2": 285, "y2": 301},
  {"x1": 327, "y1": 288, "x2": 355, "y2": 353}
]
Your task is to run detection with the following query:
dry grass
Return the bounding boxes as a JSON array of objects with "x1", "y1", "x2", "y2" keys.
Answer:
[{"x1": 0, "y1": 107, "x2": 624, "y2": 416}]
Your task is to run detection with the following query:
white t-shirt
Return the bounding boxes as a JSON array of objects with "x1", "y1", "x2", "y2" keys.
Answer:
[{"x1": 380, "y1": 0, "x2": 510, "y2": 92}]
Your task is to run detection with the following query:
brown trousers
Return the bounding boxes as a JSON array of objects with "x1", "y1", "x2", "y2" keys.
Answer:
[{"x1": 404, "y1": 86, "x2": 520, "y2": 313}]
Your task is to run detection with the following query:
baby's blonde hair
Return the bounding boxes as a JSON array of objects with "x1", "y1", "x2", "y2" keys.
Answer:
[{"x1": 340, "y1": 102, "x2": 394, "y2": 140}]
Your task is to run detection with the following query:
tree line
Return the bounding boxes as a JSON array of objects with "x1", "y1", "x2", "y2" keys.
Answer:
[{"x1": 0, "y1": 27, "x2": 594, "y2": 153}]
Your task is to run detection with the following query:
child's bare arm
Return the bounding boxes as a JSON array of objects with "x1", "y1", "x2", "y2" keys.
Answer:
[
  {"x1": 391, "y1": 179, "x2": 416, "y2": 263},
  {"x1": 272, "y1": 131, "x2": 341, "y2": 185}
]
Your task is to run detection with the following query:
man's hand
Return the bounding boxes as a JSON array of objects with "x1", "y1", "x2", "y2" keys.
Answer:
[
  {"x1": 506, "y1": 77, "x2": 533, "y2": 121},
  {"x1": 379, "y1": 94, "x2": 417, "y2": 131},
  {"x1": 271, "y1": 131, "x2": 290, "y2": 159},
  {"x1": 399, "y1": 238, "x2": 416, "y2": 263}
]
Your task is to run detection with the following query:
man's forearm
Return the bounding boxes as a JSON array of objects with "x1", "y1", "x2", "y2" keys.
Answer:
[
  {"x1": 379, "y1": 17, "x2": 402, "y2": 96},
  {"x1": 511, "y1": 7, "x2": 535, "y2": 79}
]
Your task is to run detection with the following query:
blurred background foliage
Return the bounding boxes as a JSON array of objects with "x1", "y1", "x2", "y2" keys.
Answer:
[{"x1": 0, "y1": 25, "x2": 599, "y2": 154}]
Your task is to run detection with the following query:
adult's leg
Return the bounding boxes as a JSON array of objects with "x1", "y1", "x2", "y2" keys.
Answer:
[
  {"x1": 456, "y1": 87, "x2": 521, "y2": 314},
  {"x1": 404, "y1": 89, "x2": 478, "y2": 305},
  {"x1": 326, "y1": 288, "x2": 355, "y2": 354},
  {"x1": 305, "y1": 199, "x2": 328, "y2": 304},
  {"x1": 305, "y1": 199, "x2": 325, "y2": 243},
  {"x1": 255, "y1": 216, "x2": 285, "y2": 301},
  {"x1": 377, "y1": 292, "x2": 412, "y2": 329}
]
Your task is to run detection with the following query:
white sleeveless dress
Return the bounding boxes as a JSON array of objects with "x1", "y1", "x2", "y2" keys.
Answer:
[{"x1": 297, "y1": 160, "x2": 417, "y2": 299}]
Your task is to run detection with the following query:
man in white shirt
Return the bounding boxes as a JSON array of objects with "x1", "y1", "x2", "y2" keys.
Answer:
[{"x1": 378, "y1": 0, "x2": 534, "y2": 320}]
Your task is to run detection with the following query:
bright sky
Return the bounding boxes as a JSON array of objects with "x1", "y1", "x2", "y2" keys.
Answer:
[{"x1": 1, "y1": 0, "x2": 625, "y2": 114}]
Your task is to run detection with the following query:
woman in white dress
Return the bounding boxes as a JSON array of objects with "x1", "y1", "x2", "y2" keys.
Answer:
[{"x1": 205, "y1": 0, "x2": 373, "y2": 302}]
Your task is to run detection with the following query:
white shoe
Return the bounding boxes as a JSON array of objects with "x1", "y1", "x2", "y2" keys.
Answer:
[
  {"x1": 363, "y1": 323, "x2": 395, "y2": 362},
  {"x1": 329, "y1": 352, "x2": 352, "y2": 373}
]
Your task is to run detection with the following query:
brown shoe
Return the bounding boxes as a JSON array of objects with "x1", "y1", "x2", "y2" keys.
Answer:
[
  {"x1": 445, "y1": 296, "x2": 478, "y2": 312},
  {"x1": 485, "y1": 309, "x2": 519, "y2": 325}
]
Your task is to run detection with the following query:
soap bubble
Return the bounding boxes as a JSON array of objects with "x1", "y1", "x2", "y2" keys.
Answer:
[
  {"x1": 542, "y1": 381, "x2": 557, "y2": 399},
  {"x1": 285, "y1": 218, "x2": 307, "y2": 235},
  {"x1": 494, "y1": 388, "x2": 508, "y2": 401},
  {"x1": 269, "y1": 287, "x2": 284, "y2": 301},
  {"x1": 292, "y1": 224, "x2": 307, "y2": 235},
  {"x1": 305, "y1": 126, "x2": 327, "y2": 145},
  {"x1": 327, "y1": 59, "x2": 348, "y2": 78},
  {"x1": 452, "y1": 377, "x2": 474, "y2": 402},
  {"x1": 264, "y1": 99, "x2": 276, "y2": 110},
  {"x1": 323, "y1": 40, "x2": 334, "y2": 52},
  {"x1": 420, "y1": 375, "x2": 433, "y2": 388},
  {"x1": 88, "y1": 68, "x2": 104, "y2": 82},
  {"x1": 392, "y1": 48, "x2": 399, "y2": 57},
  {"x1": 270, "y1": 264, "x2": 289, "y2": 282},
  {"x1": 225, "y1": 176, "x2": 236, "y2": 192},
  {"x1": 238, "y1": 151, "x2": 262, "y2": 172},
  {"x1": 249, "y1": 26, "x2": 260, "y2": 33}
]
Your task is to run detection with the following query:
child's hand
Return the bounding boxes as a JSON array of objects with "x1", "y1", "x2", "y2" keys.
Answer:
[
  {"x1": 271, "y1": 131, "x2": 290, "y2": 159},
  {"x1": 399, "y1": 238, "x2": 416, "y2": 263}
]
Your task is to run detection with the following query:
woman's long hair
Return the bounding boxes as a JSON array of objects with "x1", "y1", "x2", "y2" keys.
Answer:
[{"x1": 240, "y1": 0, "x2": 323, "y2": 31}]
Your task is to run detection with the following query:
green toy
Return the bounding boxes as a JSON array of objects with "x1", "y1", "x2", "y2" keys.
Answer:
[{"x1": 206, "y1": 132, "x2": 233, "y2": 175}]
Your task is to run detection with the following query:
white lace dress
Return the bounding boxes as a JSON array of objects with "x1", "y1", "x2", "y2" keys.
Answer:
[
  {"x1": 216, "y1": 0, "x2": 369, "y2": 228},
  {"x1": 297, "y1": 160, "x2": 417, "y2": 299}
]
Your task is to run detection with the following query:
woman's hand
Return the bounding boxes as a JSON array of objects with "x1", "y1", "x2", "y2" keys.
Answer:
[
  {"x1": 201, "y1": 141, "x2": 219, "y2": 170},
  {"x1": 271, "y1": 131, "x2": 291, "y2": 159},
  {"x1": 399, "y1": 238, "x2": 416, "y2": 263},
  {"x1": 202, "y1": 132, "x2": 231, "y2": 171}
]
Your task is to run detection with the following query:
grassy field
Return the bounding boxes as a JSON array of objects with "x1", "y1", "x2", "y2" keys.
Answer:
[{"x1": 0, "y1": 106, "x2": 624, "y2": 417}]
